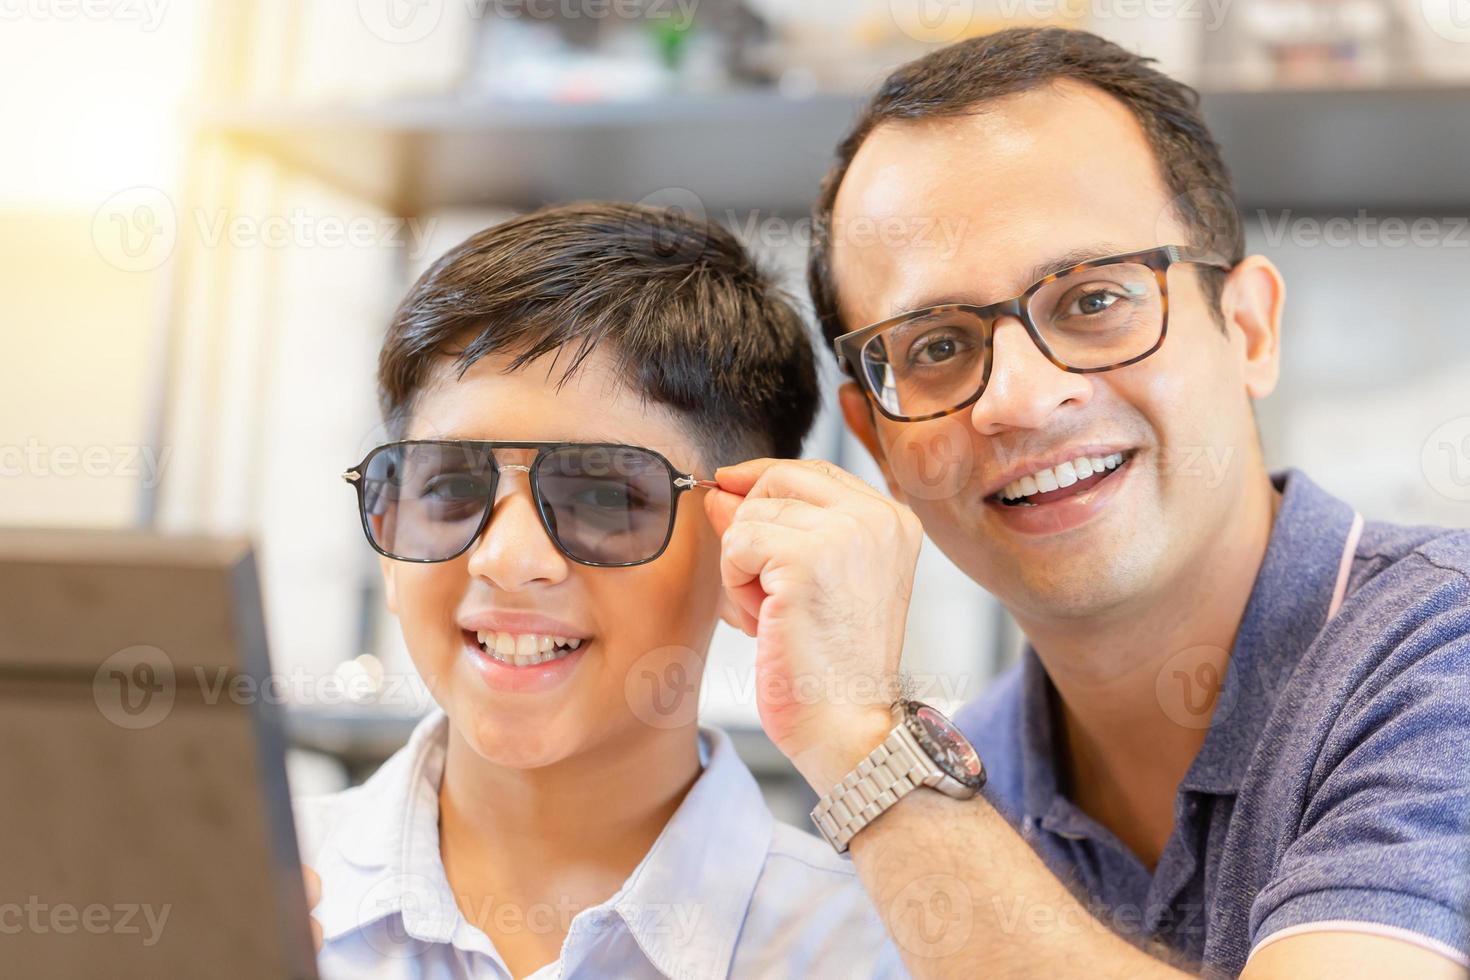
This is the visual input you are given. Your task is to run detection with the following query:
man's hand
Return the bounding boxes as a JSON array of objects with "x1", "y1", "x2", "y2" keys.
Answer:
[{"x1": 703, "y1": 457, "x2": 924, "y2": 791}]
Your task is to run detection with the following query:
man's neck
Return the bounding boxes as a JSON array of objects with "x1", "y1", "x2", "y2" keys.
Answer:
[{"x1": 1014, "y1": 473, "x2": 1283, "y2": 869}]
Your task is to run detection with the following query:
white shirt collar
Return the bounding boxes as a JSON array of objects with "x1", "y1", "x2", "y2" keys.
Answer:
[{"x1": 309, "y1": 709, "x2": 773, "y2": 979}]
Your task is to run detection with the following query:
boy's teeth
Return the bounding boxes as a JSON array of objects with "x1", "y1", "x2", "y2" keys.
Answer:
[
  {"x1": 473, "y1": 630, "x2": 584, "y2": 666},
  {"x1": 1000, "y1": 452, "x2": 1126, "y2": 502}
]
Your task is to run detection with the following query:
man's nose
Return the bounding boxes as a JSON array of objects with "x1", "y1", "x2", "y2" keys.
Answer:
[{"x1": 968, "y1": 316, "x2": 1092, "y2": 436}]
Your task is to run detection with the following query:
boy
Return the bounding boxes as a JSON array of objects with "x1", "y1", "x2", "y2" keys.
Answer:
[{"x1": 295, "y1": 202, "x2": 908, "y2": 979}]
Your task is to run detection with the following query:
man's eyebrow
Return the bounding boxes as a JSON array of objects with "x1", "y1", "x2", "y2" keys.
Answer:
[{"x1": 884, "y1": 241, "x2": 1135, "y2": 318}]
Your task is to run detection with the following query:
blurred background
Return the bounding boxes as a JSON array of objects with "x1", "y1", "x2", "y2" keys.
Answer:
[{"x1": 4, "y1": 0, "x2": 1468, "y2": 824}]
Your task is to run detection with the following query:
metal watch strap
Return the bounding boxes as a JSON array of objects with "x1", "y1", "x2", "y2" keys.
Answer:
[{"x1": 810, "y1": 724, "x2": 935, "y2": 854}]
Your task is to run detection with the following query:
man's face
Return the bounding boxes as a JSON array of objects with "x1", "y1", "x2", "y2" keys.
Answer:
[
  {"x1": 379, "y1": 347, "x2": 726, "y2": 769},
  {"x1": 831, "y1": 80, "x2": 1278, "y2": 625}
]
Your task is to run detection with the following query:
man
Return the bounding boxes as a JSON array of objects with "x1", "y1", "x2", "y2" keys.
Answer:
[{"x1": 703, "y1": 27, "x2": 1470, "y2": 979}]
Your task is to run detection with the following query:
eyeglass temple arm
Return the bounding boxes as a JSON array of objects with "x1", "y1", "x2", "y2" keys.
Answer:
[
  {"x1": 1170, "y1": 244, "x2": 1233, "y2": 269},
  {"x1": 675, "y1": 476, "x2": 720, "y2": 491}
]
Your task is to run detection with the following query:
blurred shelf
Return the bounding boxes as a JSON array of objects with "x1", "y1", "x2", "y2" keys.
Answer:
[
  {"x1": 1199, "y1": 84, "x2": 1470, "y2": 210},
  {"x1": 199, "y1": 84, "x2": 1470, "y2": 217},
  {"x1": 199, "y1": 91, "x2": 867, "y2": 216}
]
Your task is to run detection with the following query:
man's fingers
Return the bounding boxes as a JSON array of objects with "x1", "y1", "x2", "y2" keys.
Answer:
[
  {"x1": 732, "y1": 495, "x2": 831, "y2": 531},
  {"x1": 742, "y1": 459, "x2": 883, "y2": 508},
  {"x1": 726, "y1": 580, "x2": 764, "y2": 636},
  {"x1": 703, "y1": 485, "x2": 745, "y2": 538},
  {"x1": 716, "y1": 457, "x2": 877, "y2": 503},
  {"x1": 720, "y1": 520, "x2": 808, "y2": 593},
  {"x1": 302, "y1": 865, "x2": 323, "y2": 952},
  {"x1": 710, "y1": 457, "x2": 782, "y2": 495}
]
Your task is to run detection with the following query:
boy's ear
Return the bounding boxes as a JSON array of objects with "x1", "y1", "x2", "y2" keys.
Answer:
[
  {"x1": 378, "y1": 554, "x2": 399, "y2": 615},
  {"x1": 838, "y1": 381, "x2": 908, "y2": 506}
]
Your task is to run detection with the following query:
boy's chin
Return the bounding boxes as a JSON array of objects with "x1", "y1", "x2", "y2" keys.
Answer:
[{"x1": 449, "y1": 701, "x2": 605, "y2": 771}]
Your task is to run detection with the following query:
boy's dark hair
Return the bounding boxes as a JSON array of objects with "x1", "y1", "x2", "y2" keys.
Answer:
[
  {"x1": 808, "y1": 26, "x2": 1242, "y2": 347},
  {"x1": 379, "y1": 201, "x2": 818, "y2": 467}
]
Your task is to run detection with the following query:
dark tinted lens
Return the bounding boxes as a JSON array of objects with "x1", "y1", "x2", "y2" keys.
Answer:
[
  {"x1": 536, "y1": 446, "x2": 675, "y2": 565},
  {"x1": 360, "y1": 442, "x2": 495, "y2": 561}
]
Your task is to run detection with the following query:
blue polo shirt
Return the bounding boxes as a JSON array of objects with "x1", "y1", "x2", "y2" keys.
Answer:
[{"x1": 956, "y1": 468, "x2": 1470, "y2": 977}]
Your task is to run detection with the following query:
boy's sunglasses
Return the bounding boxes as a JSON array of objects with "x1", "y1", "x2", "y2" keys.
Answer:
[{"x1": 341, "y1": 441, "x2": 718, "y2": 567}]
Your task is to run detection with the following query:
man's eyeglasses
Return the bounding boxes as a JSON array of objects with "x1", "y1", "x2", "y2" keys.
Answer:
[
  {"x1": 833, "y1": 245, "x2": 1232, "y2": 422},
  {"x1": 342, "y1": 441, "x2": 718, "y2": 567}
]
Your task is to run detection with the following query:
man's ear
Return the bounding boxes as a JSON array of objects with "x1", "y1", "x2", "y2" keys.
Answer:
[
  {"x1": 1218, "y1": 255, "x2": 1285, "y2": 401},
  {"x1": 839, "y1": 380, "x2": 908, "y2": 505}
]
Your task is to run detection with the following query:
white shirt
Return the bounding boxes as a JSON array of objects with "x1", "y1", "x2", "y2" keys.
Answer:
[{"x1": 294, "y1": 710, "x2": 909, "y2": 979}]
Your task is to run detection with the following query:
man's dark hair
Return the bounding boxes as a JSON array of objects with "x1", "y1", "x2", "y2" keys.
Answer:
[
  {"x1": 808, "y1": 26, "x2": 1243, "y2": 347},
  {"x1": 378, "y1": 201, "x2": 818, "y2": 467}
]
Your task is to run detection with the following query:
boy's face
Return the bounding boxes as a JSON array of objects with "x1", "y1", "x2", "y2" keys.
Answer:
[{"x1": 380, "y1": 347, "x2": 728, "y2": 769}]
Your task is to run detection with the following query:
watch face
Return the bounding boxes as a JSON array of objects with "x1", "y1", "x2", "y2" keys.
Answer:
[{"x1": 909, "y1": 703, "x2": 986, "y2": 789}]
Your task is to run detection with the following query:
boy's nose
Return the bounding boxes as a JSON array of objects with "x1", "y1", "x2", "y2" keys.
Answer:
[{"x1": 464, "y1": 468, "x2": 569, "y2": 589}]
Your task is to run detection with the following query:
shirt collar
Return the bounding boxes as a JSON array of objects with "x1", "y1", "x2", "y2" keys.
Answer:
[
  {"x1": 1182, "y1": 467, "x2": 1357, "y2": 794},
  {"x1": 311, "y1": 710, "x2": 773, "y2": 979},
  {"x1": 1017, "y1": 467, "x2": 1359, "y2": 821}
]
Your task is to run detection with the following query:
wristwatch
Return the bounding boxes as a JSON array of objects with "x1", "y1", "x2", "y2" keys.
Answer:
[{"x1": 810, "y1": 700, "x2": 986, "y2": 854}]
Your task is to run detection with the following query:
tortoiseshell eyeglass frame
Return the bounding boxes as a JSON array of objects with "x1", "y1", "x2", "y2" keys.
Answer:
[{"x1": 832, "y1": 244, "x2": 1233, "y2": 423}]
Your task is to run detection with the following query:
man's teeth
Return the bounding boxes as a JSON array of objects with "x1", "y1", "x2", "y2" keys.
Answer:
[
  {"x1": 474, "y1": 630, "x2": 583, "y2": 666},
  {"x1": 999, "y1": 452, "x2": 1126, "y2": 502}
]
